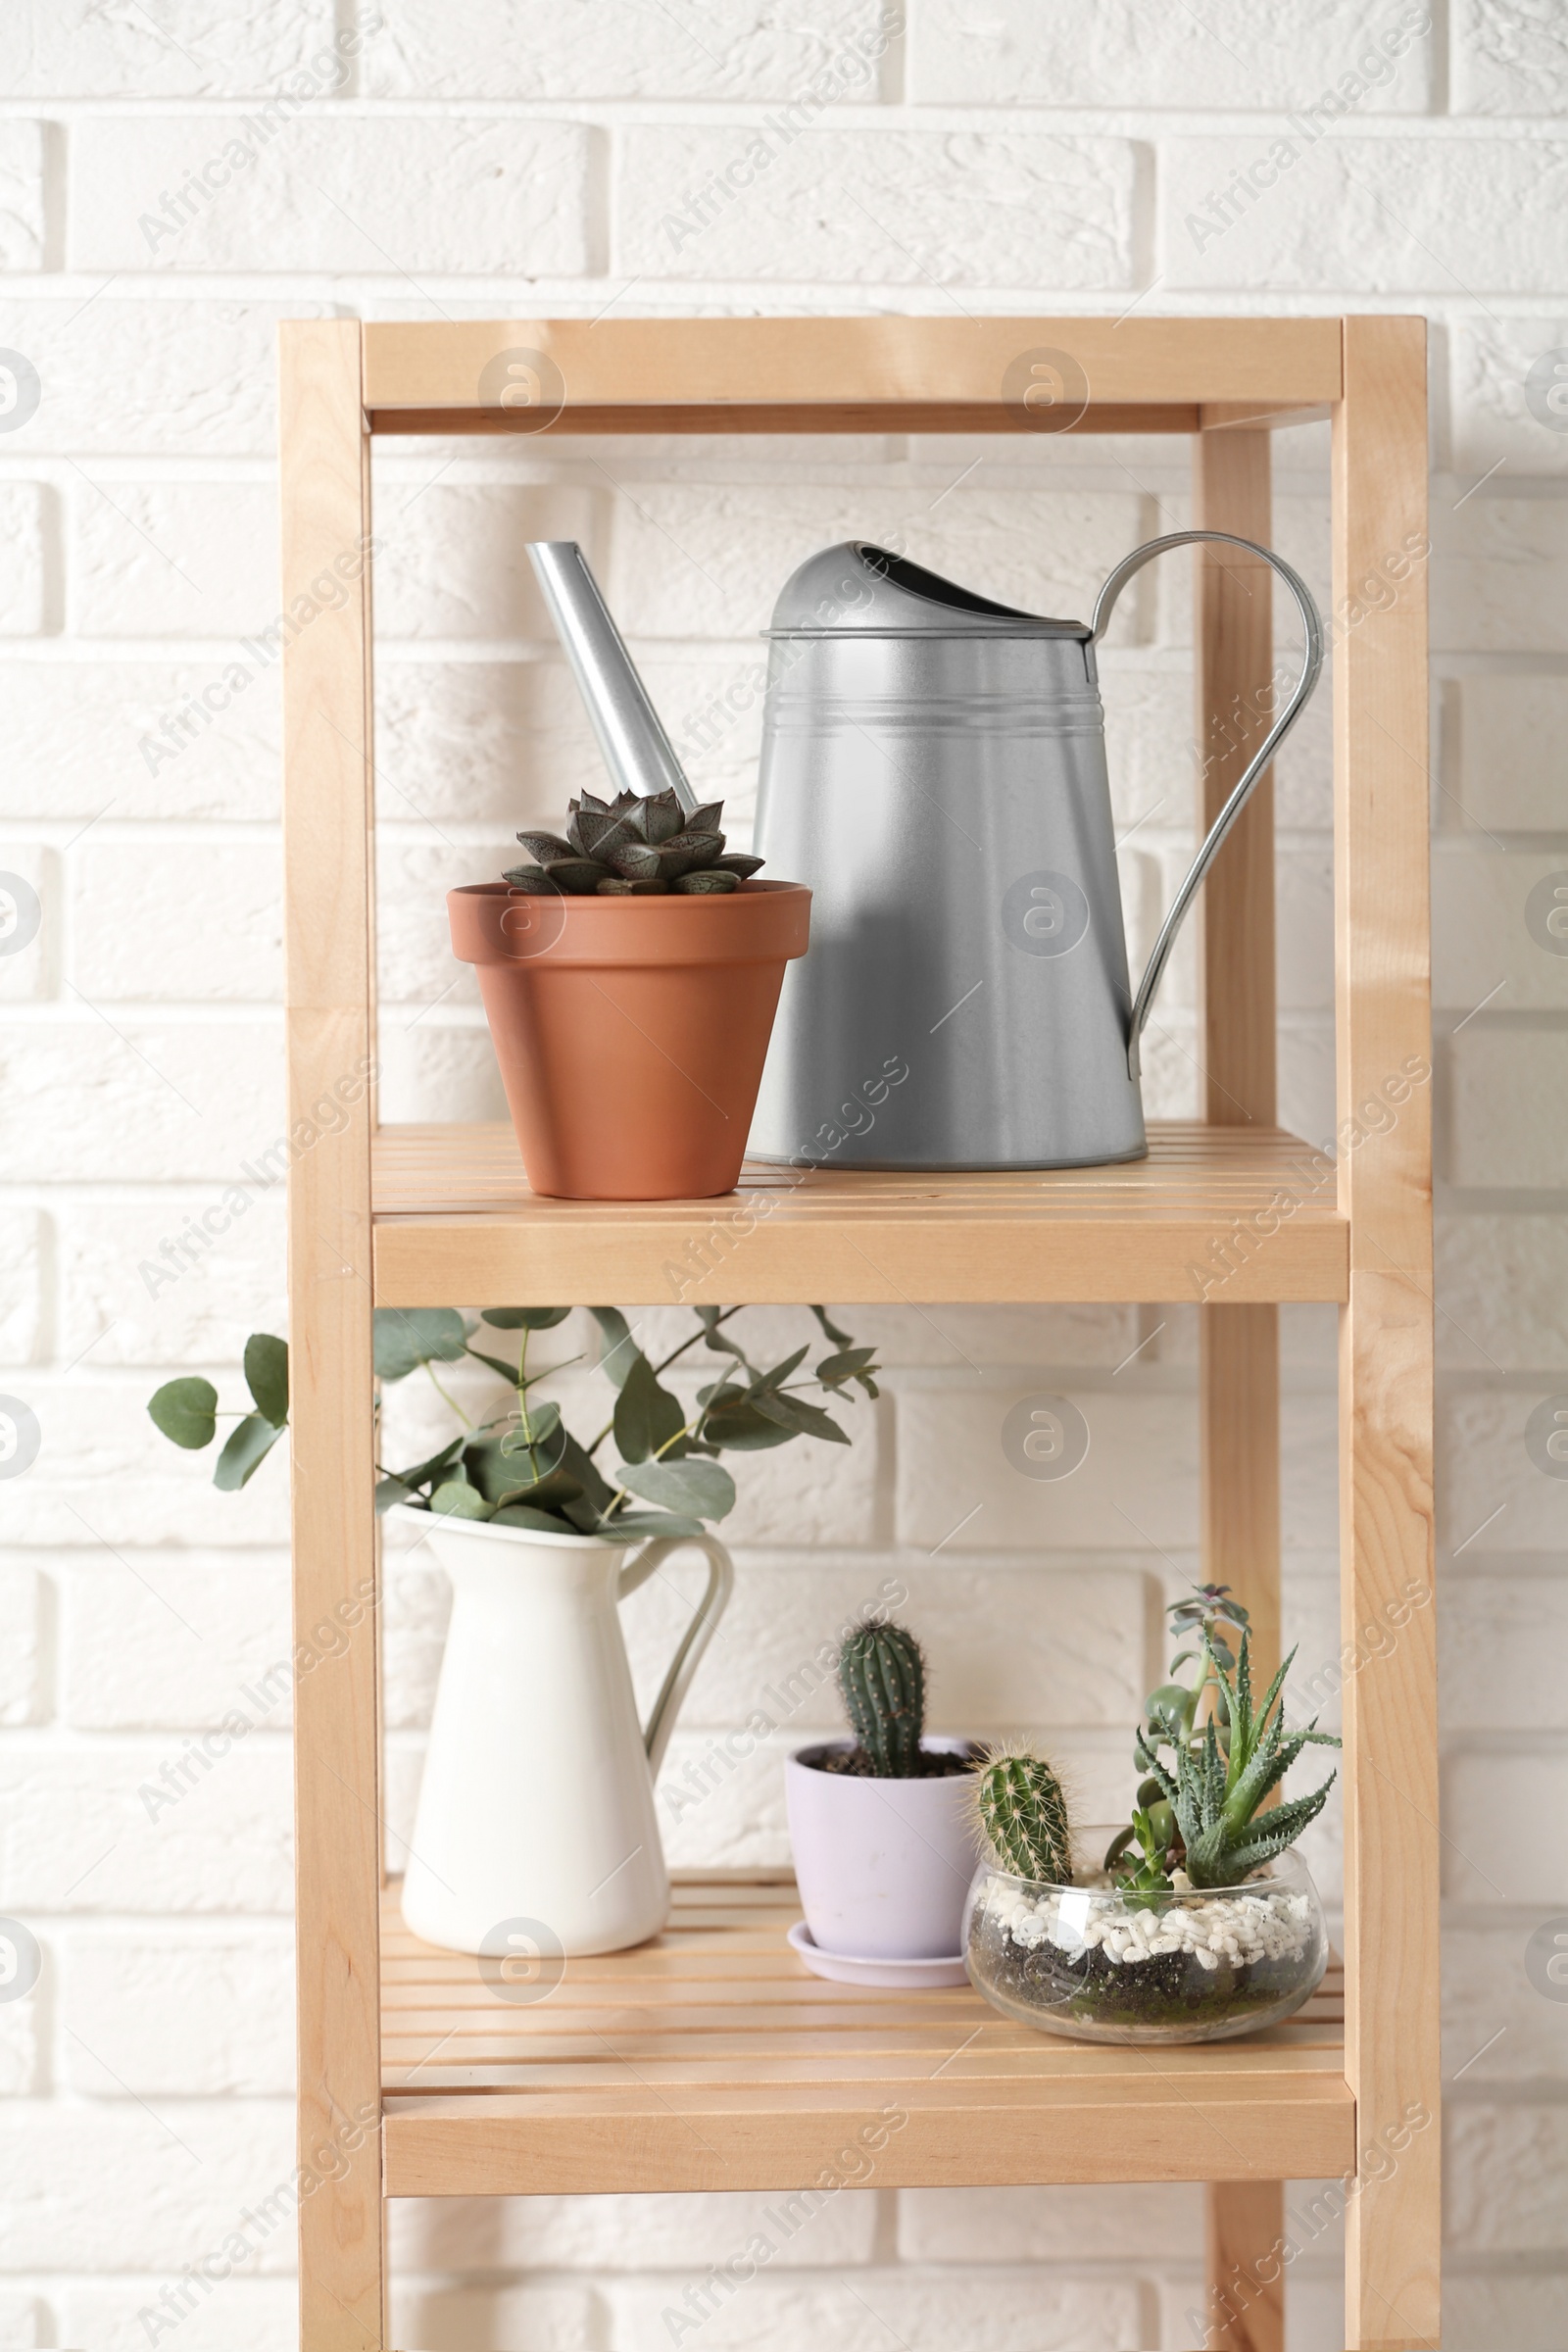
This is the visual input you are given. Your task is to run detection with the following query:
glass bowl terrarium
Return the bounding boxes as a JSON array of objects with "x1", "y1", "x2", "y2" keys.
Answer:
[
  {"x1": 964, "y1": 1585, "x2": 1340, "y2": 2047},
  {"x1": 964, "y1": 1833, "x2": 1327, "y2": 2045}
]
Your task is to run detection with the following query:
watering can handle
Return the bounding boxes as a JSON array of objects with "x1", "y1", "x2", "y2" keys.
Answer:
[
  {"x1": 618, "y1": 1534, "x2": 735, "y2": 1780},
  {"x1": 1090, "y1": 530, "x2": 1325, "y2": 1080}
]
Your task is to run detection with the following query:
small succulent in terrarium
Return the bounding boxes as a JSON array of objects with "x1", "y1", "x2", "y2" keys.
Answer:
[
  {"x1": 503, "y1": 787, "x2": 764, "y2": 898},
  {"x1": 1105, "y1": 1586, "x2": 1341, "y2": 1893},
  {"x1": 1103, "y1": 1581, "x2": 1250, "y2": 1894}
]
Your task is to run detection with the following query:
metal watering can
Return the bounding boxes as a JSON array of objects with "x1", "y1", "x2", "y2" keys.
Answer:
[{"x1": 748, "y1": 535, "x2": 1323, "y2": 1169}]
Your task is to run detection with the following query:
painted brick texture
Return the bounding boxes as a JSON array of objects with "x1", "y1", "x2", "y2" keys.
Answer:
[{"x1": 0, "y1": 4, "x2": 1562, "y2": 2349}]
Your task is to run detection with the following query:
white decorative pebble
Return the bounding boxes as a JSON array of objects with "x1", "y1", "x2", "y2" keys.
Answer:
[{"x1": 987, "y1": 1871, "x2": 1314, "y2": 1972}]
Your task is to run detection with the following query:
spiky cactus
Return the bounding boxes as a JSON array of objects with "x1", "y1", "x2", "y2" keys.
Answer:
[
  {"x1": 975, "y1": 1750, "x2": 1073, "y2": 1886},
  {"x1": 1133, "y1": 1629, "x2": 1340, "y2": 1889},
  {"x1": 503, "y1": 787, "x2": 763, "y2": 898},
  {"x1": 838, "y1": 1619, "x2": 925, "y2": 1778}
]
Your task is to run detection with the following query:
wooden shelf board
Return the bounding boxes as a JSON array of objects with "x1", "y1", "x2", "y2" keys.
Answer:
[
  {"x1": 361, "y1": 316, "x2": 1343, "y2": 429},
  {"x1": 369, "y1": 402, "x2": 1220, "y2": 437},
  {"x1": 379, "y1": 1878, "x2": 1352, "y2": 2198},
  {"x1": 370, "y1": 1121, "x2": 1348, "y2": 1306}
]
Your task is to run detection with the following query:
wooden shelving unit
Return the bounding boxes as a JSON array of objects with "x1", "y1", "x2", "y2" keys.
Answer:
[{"x1": 281, "y1": 316, "x2": 1437, "y2": 2352}]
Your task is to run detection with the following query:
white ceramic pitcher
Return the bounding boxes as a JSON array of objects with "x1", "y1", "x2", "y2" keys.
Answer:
[{"x1": 396, "y1": 1509, "x2": 733, "y2": 1957}]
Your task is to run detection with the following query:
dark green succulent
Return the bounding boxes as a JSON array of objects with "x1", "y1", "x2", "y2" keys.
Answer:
[
  {"x1": 503, "y1": 787, "x2": 764, "y2": 898},
  {"x1": 1134, "y1": 1580, "x2": 1251, "y2": 1764}
]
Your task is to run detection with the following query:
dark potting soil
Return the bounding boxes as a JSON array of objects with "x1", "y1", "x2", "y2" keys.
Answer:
[
  {"x1": 813, "y1": 1745, "x2": 976, "y2": 1781},
  {"x1": 968, "y1": 1908, "x2": 1307, "y2": 2033}
]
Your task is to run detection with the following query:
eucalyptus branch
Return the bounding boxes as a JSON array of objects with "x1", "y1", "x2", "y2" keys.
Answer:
[
  {"x1": 516, "y1": 1326, "x2": 534, "y2": 1451},
  {"x1": 422, "y1": 1359, "x2": 473, "y2": 1429},
  {"x1": 584, "y1": 1307, "x2": 750, "y2": 1459},
  {"x1": 471, "y1": 1352, "x2": 587, "y2": 1446},
  {"x1": 598, "y1": 1417, "x2": 698, "y2": 1524},
  {"x1": 654, "y1": 1307, "x2": 746, "y2": 1380},
  {"x1": 149, "y1": 1302, "x2": 879, "y2": 1533}
]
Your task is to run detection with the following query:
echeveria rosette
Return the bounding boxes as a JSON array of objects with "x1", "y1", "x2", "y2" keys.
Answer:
[{"x1": 503, "y1": 788, "x2": 765, "y2": 897}]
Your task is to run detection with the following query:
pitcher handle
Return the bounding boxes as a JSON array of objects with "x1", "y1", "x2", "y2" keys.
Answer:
[
  {"x1": 1090, "y1": 529, "x2": 1324, "y2": 1079},
  {"x1": 618, "y1": 1534, "x2": 735, "y2": 1780}
]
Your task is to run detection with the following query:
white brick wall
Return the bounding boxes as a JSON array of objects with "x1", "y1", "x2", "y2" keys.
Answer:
[
  {"x1": 616, "y1": 125, "x2": 1140, "y2": 286},
  {"x1": 2, "y1": 4, "x2": 1562, "y2": 2346},
  {"x1": 0, "y1": 122, "x2": 48, "y2": 270},
  {"x1": 0, "y1": 486, "x2": 49, "y2": 634},
  {"x1": 69, "y1": 118, "x2": 599, "y2": 276},
  {"x1": 366, "y1": 0, "x2": 895, "y2": 101}
]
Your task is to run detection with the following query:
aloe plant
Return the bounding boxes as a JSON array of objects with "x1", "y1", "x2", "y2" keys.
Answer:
[
  {"x1": 975, "y1": 1750, "x2": 1073, "y2": 1885},
  {"x1": 1101, "y1": 1580, "x2": 1246, "y2": 1889},
  {"x1": 147, "y1": 1302, "x2": 878, "y2": 1544},
  {"x1": 503, "y1": 786, "x2": 763, "y2": 897},
  {"x1": 1110, "y1": 1626, "x2": 1341, "y2": 1892},
  {"x1": 838, "y1": 1620, "x2": 925, "y2": 1778}
]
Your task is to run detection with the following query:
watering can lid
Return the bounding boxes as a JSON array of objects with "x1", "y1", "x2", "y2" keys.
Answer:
[{"x1": 766, "y1": 541, "x2": 1091, "y2": 640}]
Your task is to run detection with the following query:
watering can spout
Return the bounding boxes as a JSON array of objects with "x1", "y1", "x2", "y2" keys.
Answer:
[{"x1": 525, "y1": 541, "x2": 697, "y2": 813}]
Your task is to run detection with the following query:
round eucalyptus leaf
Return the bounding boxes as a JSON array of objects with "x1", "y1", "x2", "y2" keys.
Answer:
[
  {"x1": 148, "y1": 1377, "x2": 218, "y2": 1450},
  {"x1": 243, "y1": 1333, "x2": 289, "y2": 1428},
  {"x1": 430, "y1": 1480, "x2": 494, "y2": 1520},
  {"x1": 373, "y1": 1308, "x2": 469, "y2": 1383},
  {"x1": 214, "y1": 1411, "x2": 283, "y2": 1491},
  {"x1": 619, "y1": 1458, "x2": 736, "y2": 1521}
]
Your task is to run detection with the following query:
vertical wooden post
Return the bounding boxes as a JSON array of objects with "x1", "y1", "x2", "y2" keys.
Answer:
[
  {"x1": 1194, "y1": 432, "x2": 1278, "y2": 1139},
  {"x1": 280, "y1": 320, "x2": 387, "y2": 2352},
  {"x1": 1194, "y1": 423, "x2": 1284, "y2": 1692},
  {"x1": 1205, "y1": 2179, "x2": 1287, "y2": 2352},
  {"x1": 1194, "y1": 427, "x2": 1285, "y2": 2352},
  {"x1": 1333, "y1": 318, "x2": 1439, "y2": 2352}
]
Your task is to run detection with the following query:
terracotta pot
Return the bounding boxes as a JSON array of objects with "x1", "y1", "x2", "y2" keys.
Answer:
[{"x1": 449, "y1": 879, "x2": 810, "y2": 1200}]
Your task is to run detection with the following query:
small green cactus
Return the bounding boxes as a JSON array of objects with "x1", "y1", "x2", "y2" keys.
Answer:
[
  {"x1": 838, "y1": 1619, "x2": 924, "y2": 1778},
  {"x1": 975, "y1": 1750, "x2": 1073, "y2": 1886}
]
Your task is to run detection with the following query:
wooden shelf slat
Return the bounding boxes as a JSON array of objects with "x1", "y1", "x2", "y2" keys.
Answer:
[
  {"x1": 370, "y1": 1121, "x2": 1348, "y2": 1307},
  {"x1": 378, "y1": 1879, "x2": 1352, "y2": 2196},
  {"x1": 382, "y1": 2019, "x2": 1346, "y2": 2064}
]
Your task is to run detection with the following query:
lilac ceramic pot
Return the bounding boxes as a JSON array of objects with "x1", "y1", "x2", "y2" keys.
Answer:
[{"x1": 785, "y1": 1737, "x2": 980, "y2": 1960}]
